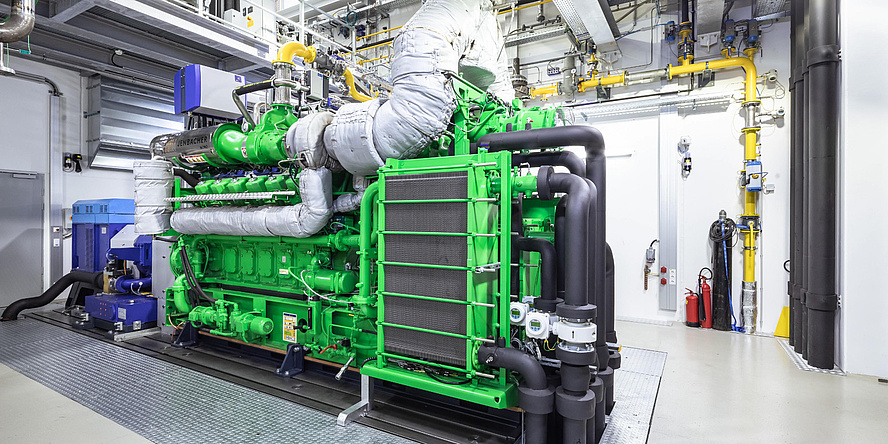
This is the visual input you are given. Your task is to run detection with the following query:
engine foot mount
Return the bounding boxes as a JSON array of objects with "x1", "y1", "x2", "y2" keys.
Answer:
[
  {"x1": 337, "y1": 374, "x2": 374, "y2": 426},
  {"x1": 172, "y1": 322, "x2": 199, "y2": 348},
  {"x1": 275, "y1": 343, "x2": 306, "y2": 378}
]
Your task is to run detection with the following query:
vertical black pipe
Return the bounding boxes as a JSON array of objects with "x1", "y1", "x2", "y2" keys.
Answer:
[
  {"x1": 798, "y1": 0, "x2": 810, "y2": 357},
  {"x1": 680, "y1": 0, "x2": 689, "y2": 24},
  {"x1": 788, "y1": 0, "x2": 803, "y2": 348},
  {"x1": 555, "y1": 198, "x2": 568, "y2": 303},
  {"x1": 805, "y1": 0, "x2": 840, "y2": 370}
]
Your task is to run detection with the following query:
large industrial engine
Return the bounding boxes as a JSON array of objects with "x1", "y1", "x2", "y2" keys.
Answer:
[{"x1": 134, "y1": 0, "x2": 620, "y2": 442}]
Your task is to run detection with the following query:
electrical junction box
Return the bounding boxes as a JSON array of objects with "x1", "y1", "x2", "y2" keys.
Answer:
[
  {"x1": 307, "y1": 70, "x2": 329, "y2": 101},
  {"x1": 223, "y1": 8, "x2": 247, "y2": 30},
  {"x1": 84, "y1": 294, "x2": 157, "y2": 326},
  {"x1": 746, "y1": 160, "x2": 763, "y2": 192},
  {"x1": 175, "y1": 64, "x2": 247, "y2": 119}
]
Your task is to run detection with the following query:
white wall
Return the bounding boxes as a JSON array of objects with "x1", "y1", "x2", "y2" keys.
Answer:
[
  {"x1": 0, "y1": 57, "x2": 134, "y2": 290},
  {"x1": 840, "y1": 2, "x2": 888, "y2": 378}
]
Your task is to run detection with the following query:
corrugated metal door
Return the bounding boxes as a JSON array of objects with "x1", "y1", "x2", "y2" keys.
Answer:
[{"x1": 0, "y1": 171, "x2": 44, "y2": 306}]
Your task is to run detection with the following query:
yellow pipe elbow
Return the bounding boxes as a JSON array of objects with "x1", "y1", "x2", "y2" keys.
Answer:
[
  {"x1": 274, "y1": 42, "x2": 317, "y2": 65},
  {"x1": 344, "y1": 69, "x2": 373, "y2": 102}
]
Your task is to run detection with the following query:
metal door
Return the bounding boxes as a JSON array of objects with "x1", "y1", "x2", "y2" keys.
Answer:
[{"x1": 0, "y1": 171, "x2": 44, "y2": 307}]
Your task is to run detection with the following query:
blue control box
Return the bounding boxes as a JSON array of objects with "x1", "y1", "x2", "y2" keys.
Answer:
[
  {"x1": 84, "y1": 294, "x2": 157, "y2": 326},
  {"x1": 175, "y1": 64, "x2": 246, "y2": 119}
]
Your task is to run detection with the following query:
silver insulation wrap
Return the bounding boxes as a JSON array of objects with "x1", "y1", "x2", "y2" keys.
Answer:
[
  {"x1": 133, "y1": 160, "x2": 174, "y2": 235},
  {"x1": 286, "y1": 111, "x2": 340, "y2": 170},
  {"x1": 742, "y1": 281, "x2": 757, "y2": 334},
  {"x1": 332, "y1": 175, "x2": 371, "y2": 213},
  {"x1": 171, "y1": 168, "x2": 333, "y2": 237},
  {"x1": 324, "y1": 0, "x2": 494, "y2": 176},
  {"x1": 459, "y1": 6, "x2": 515, "y2": 102}
]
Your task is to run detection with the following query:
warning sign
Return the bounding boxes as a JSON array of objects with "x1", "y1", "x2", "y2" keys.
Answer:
[{"x1": 283, "y1": 312, "x2": 299, "y2": 343}]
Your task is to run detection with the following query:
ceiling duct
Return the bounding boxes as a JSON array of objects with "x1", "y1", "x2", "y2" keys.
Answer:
[
  {"x1": 552, "y1": 0, "x2": 620, "y2": 56},
  {"x1": 696, "y1": 0, "x2": 726, "y2": 35},
  {"x1": 753, "y1": 0, "x2": 787, "y2": 18}
]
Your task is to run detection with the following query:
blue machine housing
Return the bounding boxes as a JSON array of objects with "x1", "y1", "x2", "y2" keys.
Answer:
[
  {"x1": 72, "y1": 199, "x2": 135, "y2": 272},
  {"x1": 84, "y1": 294, "x2": 157, "y2": 326}
]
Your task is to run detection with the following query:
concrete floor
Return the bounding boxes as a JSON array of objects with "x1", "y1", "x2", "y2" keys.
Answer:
[
  {"x1": 0, "y1": 363, "x2": 151, "y2": 444},
  {"x1": 618, "y1": 320, "x2": 888, "y2": 443},
  {"x1": 2, "y1": 319, "x2": 886, "y2": 443}
]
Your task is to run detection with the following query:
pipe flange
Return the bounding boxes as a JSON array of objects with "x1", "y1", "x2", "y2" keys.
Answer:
[
  {"x1": 556, "y1": 343, "x2": 598, "y2": 367},
  {"x1": 608, "y1": 351, "x2": 622, "y2": 370},
  {"x1": 518, "y1": 386, "x2": 555, "y2": 415},
  {"x1": 536, "y1": 166, "x2": 555, "y2": 200},
  {"x1": 554, "y1": 387, "x2": 596, "y2": 420},
  {"x1": 555, "y1": 303, "x2": 596, "y2": 320},
  {"x1": 534, "y1": 297, "x2": 562, "y2": 313}
]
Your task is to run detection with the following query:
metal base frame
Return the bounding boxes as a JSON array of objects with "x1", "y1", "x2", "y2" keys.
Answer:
[{"x1": 337, "y1": 374, "x2": 375, "y2": 426}]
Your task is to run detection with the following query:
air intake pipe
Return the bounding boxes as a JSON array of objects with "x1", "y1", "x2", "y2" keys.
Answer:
[
  {"x1": 0, "y1": 0, "x2": 35, "y2": 43},
  {"x1": 478, "y1": 346, "x2": 553, "y2": 444},
  {"x1": 2, "y1": 271, "x2": 104, "y2": 321}
]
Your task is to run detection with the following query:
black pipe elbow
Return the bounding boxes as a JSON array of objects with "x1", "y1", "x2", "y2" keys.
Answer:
[
  {"x1": 512, "y1": 151, "x2": 585, "y2": 177},
  {"x1": 478, "y1": 346, "x2": 554, "y2": 444},
  {"x1": 173, "y1": 169, "x2": 201, "y2": 188},
  {"x1": 514, "y1": 236, "x2": 559, "y2": 311},
  {"x1": 479, "y1": 345, "x2": 548, "y2": 389},
  {"x1": 1, "y1": 271, "x2": 104, "y2": 321}
]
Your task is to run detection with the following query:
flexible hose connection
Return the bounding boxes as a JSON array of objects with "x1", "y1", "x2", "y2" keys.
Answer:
[{"x1": 1, "y1": 271, "x2": 103, "y2": 321}]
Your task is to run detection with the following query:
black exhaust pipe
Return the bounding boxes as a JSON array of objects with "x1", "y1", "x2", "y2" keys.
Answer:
[
  {"x1": 805, "y1": 0, "x2": 839, "y2": 370},
  {"x1": 2, "y1": 271, "x2": 104, "y2": 321},
  {"x1": 789, "y1": 0, "x2": 807, "y2": 349}
]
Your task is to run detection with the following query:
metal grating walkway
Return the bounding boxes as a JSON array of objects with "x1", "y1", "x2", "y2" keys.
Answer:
[
  {"x1": 600, "y1": 347, "x2": 668, "y2": 444},
  {"x1": 0, "y1": 318, "x2": 415, "y2": 444}
]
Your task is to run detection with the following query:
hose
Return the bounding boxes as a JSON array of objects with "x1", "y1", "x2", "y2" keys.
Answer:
[
  {"x1": 173, "y1": 169, "x2": 200, "y2": 187},
  {"x1": 1, "y1": 271, "x2": 104, "y2": 321},
  {"x1": 180, "y1": 246, "x2": 215, "y2": 304}
]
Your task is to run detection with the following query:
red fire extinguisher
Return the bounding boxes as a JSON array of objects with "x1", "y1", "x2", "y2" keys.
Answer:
[
  {"x1": 700, "y1": 273, "x2": 713, "y2": 329},
  {"x1": 685, "y1": 289, "x2": 701, "y2": 327}
]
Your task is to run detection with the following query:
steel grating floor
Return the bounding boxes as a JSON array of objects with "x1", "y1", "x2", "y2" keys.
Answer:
[
  {"x1": 599, "y1": 347, "x2": 668, "y2": 444},
  {"x1": 0, "y1": 314, "x2": 665, "y2": 444},
  {"x1": 0, "y1": 318, "x2": 415, "y2": 444}
]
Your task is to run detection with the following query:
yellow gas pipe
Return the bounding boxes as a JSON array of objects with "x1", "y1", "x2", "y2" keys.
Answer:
[
  {"x1": 274, "y1": 41, "x2": 317, "y2": 65},
  {"x1": 530, "y1": 46, "x2": 763, "y2": 311}
]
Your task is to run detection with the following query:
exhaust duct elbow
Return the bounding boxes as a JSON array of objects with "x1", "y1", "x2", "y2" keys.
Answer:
[
  {"x1": 0, "y1": 0, "x2": 36, "y2": 44},
  {"x1": 323, "y1": 0, "x2": 501, "y2": 176}
]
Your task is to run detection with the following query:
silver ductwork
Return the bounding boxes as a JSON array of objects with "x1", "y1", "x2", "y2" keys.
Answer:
[
  {"x1": 324, "y1": 0, "x2": 499, "y2": 176},
  {"x1": 0, "y1": 0, "x2": 35, "y2": 43},
  {"x1": 171, "y1": 168, "x2": 333, "y2": 238}
]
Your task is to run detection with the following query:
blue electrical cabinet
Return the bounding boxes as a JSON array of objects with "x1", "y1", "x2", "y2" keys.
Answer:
[{"x1": 72, "y1": 199, "x2": 135, "y2": 272}]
